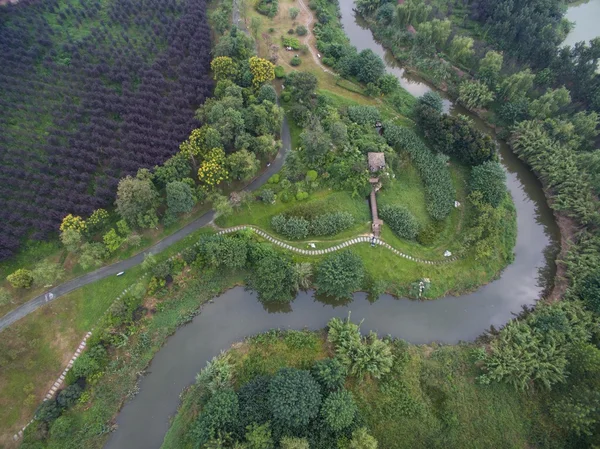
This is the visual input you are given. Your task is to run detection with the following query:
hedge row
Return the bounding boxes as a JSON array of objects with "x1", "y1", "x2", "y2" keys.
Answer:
[
  {"x1": 379, "y1": 205, "x2": 419, "y2": 240},
  {"x1": 383, "y1": 124, "x2": 455, "y2": 221},
  {"x1": 272, "y1": 212, "x2": 355, "y2": 239}
]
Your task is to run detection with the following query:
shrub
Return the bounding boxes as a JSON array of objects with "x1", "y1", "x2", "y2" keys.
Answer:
[
  {"x1": 69, "y1": 345, "x2": 108, "y2": 381},
  {"x1": 272, "y1": 214, "x2": 310, "y2": 239},
  {"x1": 349, "y1": 427, "x2": 378, "y2": 449},
  {"x1": 245, "y1": 422, "x2": 274, "y2": 449},
  {"x1": 281, "y1": 437, "x2": 310, "y2": 449},
  {"x1": 310, "y1": 212, "x2": 355, "y2": 236},
  {"x1": 291, "y1": 56, "x2": 302, "y2": 66},
  {"x1": 379, "y1": 205, "x2": 419, "y2": 240},
  {"x1": 196, "y1": 355, "x2": 233, "y2": 397},
  {"x1": 289, "y1": 7, "x2": 299, "y2": 19},
  {"x1": 0, "y1": 287, "x2": 12, "y2": 306},
  {"x1": 238, "y1": 376, "x2": 271, "y2": 428},
  {"x1": 57, "y1": 384, "x2": 83, "y2": 409},
  {"x1": 35, "y1": 400, "x2": 61, "y2": 423},
  {"x1": 316, "y1": 251, "x2": 365, "y2": 299},
  {"x1": 7, "y1": 268, "x2": 34, "y2": 288},
  {"x1": 296, "y1": 190, "x2": 309, "y2": 200},
  {"x1": 274, "y1": 65, "x2": 286, "y2": 78},
  {"x1": 417, "y1": 222, "x2": 440, "y2": 246},
  {"x1": 282, "y1": 92, "x2": 292, "y2": 102},
  {"x1": 247, "y1": 253, "x2": 297, "y2": 303},
  {"x1": 192, "y1": 389, "x2": 240, "y2": 445},
  {"x1": 321, "y1": 389, "x2": 358, "y2": 431},
  {"x1": 269, "y1": 368, "x2": 322, "y2": 432},
  {"x1": 306, "y1": 170, "x2": 318, "y2": 182},
  {"x1": 347, "y1": 105, "x2": 381, "y2": 126},
  {"x1": 282, "y1": 36, "x2": 300, "y2": 50},
  {"x1": 261, "y1": 189, "x2": 276, "y2": 204},
  {"x1": 256, "y1": 0, "x2": 278, "y2": 17},
  {"x1": 469, "y1": 161, "x2": 507, "y2": 208},
  {"x1": 296, "y1": 25, "x2": 308, "y2": 36}
]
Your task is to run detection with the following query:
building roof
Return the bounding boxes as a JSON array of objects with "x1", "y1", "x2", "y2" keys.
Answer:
[{"x1": 368, "y1": 152, "x2": 386, "y2": 172}]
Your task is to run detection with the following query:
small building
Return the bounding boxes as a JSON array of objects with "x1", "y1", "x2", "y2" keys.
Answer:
[{"x1": 368, "y1": 152, "x2": 386, "y2": 173}]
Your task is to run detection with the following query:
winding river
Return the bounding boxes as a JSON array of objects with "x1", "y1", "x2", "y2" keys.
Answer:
[{"x1": 103, "y1": 4, "x2": 562, "y2": 449}]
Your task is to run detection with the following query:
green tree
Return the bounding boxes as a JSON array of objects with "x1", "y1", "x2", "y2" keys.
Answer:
[
  {"x1": 356, "y1": 49, "x2": 385, "y2": 84},
  {"x1": 321, "y1": 389, "x2": 357, "y2": 431},
  {"x1": 249, "y1": 56, "x2": 275, "y2": 88},
  {"x1": 499, "y1": 69, "x2": 535, "y2": 102},
  {"x1": 268, "y1": 368, "x2": 322, "y2": 432},
  {"x1": 115, "y1": 176, "x2": 160, "y2": 228},
  {"x1": 165, "y1": 181, "x2": 196, "y2": 223},
  {"x1": 349, "y1": 427, "x2": 378, "y2": 449},
  {"x1": 316, "y1": 251, "x2": 365, "y2": 299},
  {"x1": 280, "y1": 437, "x2": 309, "y2": 449},
  {"x1": 289, "y1": 7, "x2": 299, "y2": 19},
  {"x1": 228, "y1": 150, "x2": 260, "y2": 181},
  {"x1": 458, "y1": 80, "x2": 495, "y2": 109},
  {"x1": 469, "y1": 161, "x2": 507, "y2": 207},
  {"x1": 311, "y1": 358, "x2": 346, "y2": 392},
  {"x1": 449, "y1": 36, "x2": 474, "y2": 64},
  {"x1": 247, "y1": 252, "x2": 297, "y2": 303},
  {"x1": 377, "y1": 73, "x2": 399, "y2": 94},
  {"x1": 60, "y1": 228, "x2": 83, "y2": 253},
  {"x1": 103, "y1": 229, "x2": 125, "y2": 253},
  {"x1": 478, "y1": 50, "x2": 503, "y2": 87},
  {"x1": 245, "y1": 422, "x2": 273, "y2": 449},
  {"x1": 78, "y1": 243, "x2": 107, "y2": 269},
  {"x1": 529, "y1": 87, "x2": 571, "y2": 119},
  {"x1": 285, "y1": 71, "x2": 318, "y2": 100},
  {"x1": 293, "y1": 262, "x2": 312, "y2": 291},
  {"x1": 192, "y1": 389, "x2": 240, "y2": 445},
  {"x1": 211, "y1": 56, "x2": 238, "y2": 81},
  {"x1": 32, "y1": 261, "x2": 65, "y2": 287},
  {"x1": 7, "y1": 268, "x2": 34, "y2": 289}
]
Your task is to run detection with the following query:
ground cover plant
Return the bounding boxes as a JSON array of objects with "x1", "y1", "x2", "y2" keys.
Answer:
[{"x1": 0, "y1": 0, "x2": 214, "y2": 260}]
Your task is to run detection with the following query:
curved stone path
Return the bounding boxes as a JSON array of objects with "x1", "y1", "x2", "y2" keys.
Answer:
[{"x1": 216, "y1": 225, "x2": 459, "y2": 265}]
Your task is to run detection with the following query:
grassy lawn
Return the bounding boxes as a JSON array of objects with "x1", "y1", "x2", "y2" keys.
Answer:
[
  {"x1": 0, "y1": 227, "x2": 216, "y2": 446},
  {"x1": 163, "y1": 330, "x2": 562, "y2": 449}
]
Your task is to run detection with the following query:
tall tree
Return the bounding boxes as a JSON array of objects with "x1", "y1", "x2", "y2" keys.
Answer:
[{"x1": 115, "y1": 176, "x2": 160, "y2": 228}]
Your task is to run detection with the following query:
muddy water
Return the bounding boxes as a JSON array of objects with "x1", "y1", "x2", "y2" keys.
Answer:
[{"x1": 103, "y1": 5, "x2": 562, "y2": 449}]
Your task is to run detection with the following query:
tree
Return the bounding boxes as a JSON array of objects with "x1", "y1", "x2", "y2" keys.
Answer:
[
  {"x1": 576, "y1": 272, "x2": 600, "y2": 314},
  {"x1": 268, "y1": 368, "x2": 322, "y2": 432},
  {"x1": 86, "y1": 208, "x2": 110, "y2": 235},
  {"x1": 458, "y1": 80, "x2": 495, "y2": 109},
  {"x1": 300, "y1": 120, "x2": 331, "y2": 164},
  {"x1": 249, "y1": 56, "x2": 275, "y2": 88},
  {"x1": 449, "y1": 36, "x2": 474, "y2": 64},
  {"x1": 59, "y1": 214, "x2": 86, "y2": 233},
  {"x1": 103, "y1": 229, "x2": 125, "y2": 253},
  {"x1": 198, "y1": 148, "x2": 229, "y2": 188},
  {"x1": 247, "y1": 252, "x2": 297, "y2": 303},
  {"x1": 499, "y1": 69, "x2": 535, "y2": 102},
  {"x1": 210, "y1": 192, "x2": 234, "y2": 218},
  {"x1": 321, "y1": 389, "x2": 357, "y2": 431},
  {"x1": 349, "y1": 427, "x2": 378, "y2": 449},
  {"x1": 280, "y1": 437, "x2": 309, "y2": 449},
  {"x1": 193, "y1": 389, "x2": 240, "y2": 445},
  {"x1": 478, "y1": 50, "x2": 503, "y2": 87},
  {"x1": 202, "y1": 235, "x2": 248, "y2": 270},
  {"x1": 79, "y1": 243, "x2": 107, "y2": 269},
  {"x1": 180, "y1": 126, "x2": 223, "y2": 169},
  {"x1": 316, "y1": 251, "x2": 365, "y2": 299},
  {"x1": 60, "y1": 228, "x2": 83, "y2": 253},
  {"x1": 293, "y1": 262, "x2": 312, "y2": 291},
  {"x1": 311, "y1": 358, "x2": 346, "y2": 392},
  {"x1": 529, "y1": 87, "x2": 571, "y2": 119},
  {"x1": 7, "y1": 268, "x2": 34, "y2": 289},
  {"x1": 238, "y1": 376, "x2": 271, "y2": 428},
  {"x1": 295, "y1": 25, "x2": 307, "y2": 36},
  {"x1": 285, "y1": 71, "x2": 318, "y2": 100},
  {"x1": 211, "y1": 56, "x2": 238, "y2": 81},
  {"x1": 245, "y1": 422, "x2": 273, "y2": 449},
  {"x1": 356, "y1": 49, "x2": 385, "y2": 84},
  {"x1": 115, "y1": 176, "x2": 160, "y2": 228},
  {"x1": 32, "y1": 261, "x2": 65, "y2": 287},
  {"x1": 377, "y1": 73, "x2": 399, "y2": 94},
  {"x1": 166, "y1": 181, "x2": 196, "y2": 221},
  {"x1": 417, "y1": 19, "x2": 451, "y2": 49},
  {"x1": 257, "y1": 84, "x2": 277, "y2": 104},
  {"x1": 289, "y1": 7, "x2": 299, "y2": 19},
  {"x1": 469, "y1": 161, "x2": 506, "y2": 207}
]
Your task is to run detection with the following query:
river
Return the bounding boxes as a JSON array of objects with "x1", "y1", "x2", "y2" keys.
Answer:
[
  {"x1": 563, "y1": 0, "x2": 600, "y2": 48},
  {"x1": 103, "y1": 4, "x2": 561, "y2": 449}
]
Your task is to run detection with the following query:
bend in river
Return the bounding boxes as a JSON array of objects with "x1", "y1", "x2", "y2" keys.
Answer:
[{"x1": 104, "y1": 4, "x2": 561, "y2": 449}]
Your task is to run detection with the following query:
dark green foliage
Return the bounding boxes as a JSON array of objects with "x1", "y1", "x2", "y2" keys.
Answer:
[
  {"x1": 356, "y1": 49, "x2": 385, "y2": 84},
  {"x1": 153, "y1": 154, "x2": 192, "y2": 189},
  {"x1": 192, "y1": 389, "x2": 240, "y2": 445},
  {"x1": 316, "y1": 251, "x2": 365, "y2": 299},
  {"x1": 347, "y1": 105, "x2": 381, "y2": 126},
  {"x1": 379, "y1": 205, "x2": 419, "y2": 240},
  {"x1": 286, "y1": 72, "x2": 318, "y2": 100},
  {"x1": 469, "y1": 161, "x2": 507, "y2": 207},
  {"x1": 311, "y1": 358, "x2": 347, "y2": 392},
  {"x1": 576, "y1": 273, "x2": 600, "y2": 314},
  {"x1": 165, "y1": 181, "x2": 196, "y2": 222},
  {"x1": 56, "y1": 384, "x2": 82, "y2": 409},
  {"x1": 296, "y1": 25, "x2": 308, "y2": 36},
  {"x1": 200, "y1": 235, "x2": 248, "y2": 269},
  {"x1": 247, "y1": 253, "x2": 297, "y2": 303},
  {"x1": 238, "y1": 376, "x2": 271, "y2": 428},
  {"x1": 275, "y1": 66, "x2": 286, "y2": 79},
  {"x1": 291, "y1": 56, "x2": 302, "y2": 66},
  {"x1": 68, "y1": 345, "x2": 108, "y2": 382},
  {"x1": 268, "y1": 368, "x2": 322, "y2": 432},
  {"x1": 271, "y1": 215, "x2": 310, "y2": 239},
  {"x1": 321, "y1": 389, "x2": 358, "y2": 431},
  {"x1": 256, "y1": 0, "x2": 278, "y2": 17},
  {"x1": 383, "y1": 125, "x2": 454, "y2": 221},
  {"x1": 258, "y1": 84, "x2": 278, "y2": 104},
  {"x1": 417, "y1": 221, "x2": 442, "y2": 246},
  {"x1": 418, "y1": 92, "x2": 443, "y2": 113},
  {"x1": 35, "y1": 400, "x2": 61, "y2": 423}
]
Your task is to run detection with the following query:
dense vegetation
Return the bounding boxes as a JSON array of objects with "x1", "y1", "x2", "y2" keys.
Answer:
[{"x1": 0, "y1": 0, "x2": 214, "y2": 260}]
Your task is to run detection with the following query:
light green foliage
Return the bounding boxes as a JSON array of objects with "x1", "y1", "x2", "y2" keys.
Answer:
[
  {"x1": 196, "y1": 354, "x2": 233, "y2": 397},
  {"x1": 115, "y1": 176, "x2": 160, "y2": 228},
  {"x1": 210, "y1": 193, "x2": 234, "y2": 218},
  {"x1": 280, "y1": 436, "x2": 309, "y2": 449},
  {"x1": 32, "y1": 260, "x2": 64, "y2": 287},
  {"x1": 394, "y1": 0, "x2": 432, "y2": 27},
  {"x1": 377, "y1": 73, "x2": 400, "y2": 94},
  {"x1": 78, "y1": 242, "x2": 107, "y2": 269},
  {"x1": 166, "y1": 181, "x2": 196, "y2": 220},
  {"x1": 478, "y1": 50, "x2": 503, "y2": 87},
  {"x1": 571, "y1": 111, "x2": 600, "y2": 151},
  {"x1": 289, "y1": 7, "x2": 299, "y2": 19},
  {"x1": 316, "y1": 251, "x2": 365, "y2": 299},
  {"x1": 328, "y1": 316, "x2": 393, "y2": 379},
  {"x1": 321, "y1": 389, "x2": 357, "y2": 431},
  {"x1": 268, "y1": 368, "x2": 322, "y2": 431},
  {"x1": 356, "y1": 49, "x2": 385, "y2": 84},
  {"x1": 60, "y1": 228, "x2": 83, "y2": 253},
  {"x1": 271, "y1": 215, "x2": 310, "y2": 239},
  {"x1": 250, "y1": 16, "x2": 262, "y2": 39},
  {"x1": 449, "y1": 36, "x2": 474, "y2": 64},
  {"x1": 6, "y1": 268, "x2": 34, "y2": 289},
  {"x1": 458, "y1": 80, "x2": 495, "y2": 109},
  {"x1": 379, "y1": 205, "x2": 419, "y2": 240},
  {"x1": 86, "y1": 208, "x2": 110, "y2": 234},
  {"x1": 349, "y1": 427, "x2": 378, "y2": 449},
  {"x1": 200, "y1": 235, "x2": 248, "y2": 270},
  {"x1": 311, "y1": 358, "x2": 346, "y2": 392},
  {"x1": 417, "y1": 19, "x2": 451, "y2": 48},
  {"x1": 347, "y1": 105, "x2": 381, "y2": 126},
  {"x1": 244, "y1": 422, "x2": 273, "y2": 449},
  {"x1": 469, "y1": 161, "x2": 507, "y2": 208},
  {"x1": 0, "y1": 287, "x2": 12, "y2": 306},
  {"x1": 499, "y1": 69, "x2": 535, "y2": 102},
  {"x1": 293, "y1": 262, "x2": 312, "y2": 291},
  {"x1": 103, "y1": 229, "x2": 125, "y2": 253},
  {"x1": 462, "y1": 192, "x2": 505, "y2": 260},
  {"x1": 261, "y1": 189, "x2": 276, "y2": 204},
  {"x1": 228, "y1": 149, "x2": 260, "y2": 181},
  {"x1": 529, "y1": 87, "x2": 571, "y2": 119}
]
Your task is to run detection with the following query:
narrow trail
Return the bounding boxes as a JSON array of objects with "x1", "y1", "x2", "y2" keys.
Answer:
[
  {"x1": 216, "y1": 225, "x2": 459, "y2": 265},
  {"x1": 296, "y1": 0, "x2": 332, "y2": 73}
]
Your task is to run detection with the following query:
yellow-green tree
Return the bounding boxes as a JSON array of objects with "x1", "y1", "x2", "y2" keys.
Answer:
[
  {"x1": 180, "y1": 126, "x2": 222, "y2": 169},
  {"x1": 210, "y1": 56, "x2": 238, "y2": 81},
  {"x1": 198, "y1": 148, "x2": 229, "y2": 188},
  {"x1": 59, "y1": 214, "x2": 86, "y2": 233},
  {"x1": 249, "y1": 56, "x2": 275, "y2": 88}
]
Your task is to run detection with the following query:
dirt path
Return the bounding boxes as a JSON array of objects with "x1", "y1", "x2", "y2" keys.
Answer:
[{"x1": 296, "y1": 0, "x2": 333, "y2": 74}]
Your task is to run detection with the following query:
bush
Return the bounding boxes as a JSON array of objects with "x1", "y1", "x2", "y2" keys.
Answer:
[
  {"x1": 195, "y1": 355, "x2": 233, "y2": 397},
  {"x1": 296, "y1": 25, "x2": 308, "y2": 36},
  {"x1": 238, "y1": 376, "x2": 271, "y2": 428},
  {"x1": 272, "y1": 214, "x2": 310, "y2": 239},
  {"x1": 316, "y1": 251, "x2": 365, "y2": 299},
  {"x1": 417, "y1": 222, "x2": 441, "y2": 246},
  {"x1": 311, "y1": 358, "x2": 347, "y2": 392},
  {"x1": 282, "y1": 92, "x2": 292, "y2": 102},
  {"x1": 69, "y1": 345, "x2": 108, "y2": 381},
  {"x1": 349, "y1": 427, "x2": 378, "y2": 449},
  {"x1": 261, "y1": 189, "x2": 276, "y2": 204},
  {"x1": 469, "y1": 161, "x2": 507, "y2": 207},
  {"x1": 379, "y1": 205, "x2": 419, "y2": 240},
  {"x1": 291, "y1": 56, "x2": 302, "y2": 66},
  {"x1": 192, "y1": 389, "x2": 240, "y2": 445},
  {"x1": 7, "y1": 268, "x2": 34, "y2": 288},
  {"x1": 256, "y1": 0, "x2": 278, "y2": 17},
  {"x1": 281, "y1": 437, "x2": 310, "y2": 449},
  {"x1": 35, "y1": 400, "x2": 61, "y2": 423},
  {"x1": 282, "y1": 36, "x2": 300, "y2": 50},
  {"x1": 310, "y1": 212, "x2": 355, "y2": 236},
  {"x1": 274, "y1": 65, "x2": 286, "y2": 78},
  {"x1": 269, "y1": 368, "x2": 322, "y2": 432},
  {"x1": 245, "y1": 422, "x2": 274, "y2": 449},
  {"x1": 347, "y1": 105, "x2": 381, "y2": 126},
  {"x1": 247, "y1": 253, "x2": 297, "y2": 303},
  {"x1": 56, "y1": 384, "x2": 83, "y2": 409},
  {"x1": 321, "y1": 389, "x2": 358, "y2": 431},
  {"x1": 0, "y1": 287, "x2": 13, "y2": 306}
]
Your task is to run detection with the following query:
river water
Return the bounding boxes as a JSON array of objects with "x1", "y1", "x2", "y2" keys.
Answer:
[
  {"x1": 103, "y1": 4, "x2": 562, "y2": 449},
  {"x1": 563, "y1": 0, "x2": 600, "y2": 48}
]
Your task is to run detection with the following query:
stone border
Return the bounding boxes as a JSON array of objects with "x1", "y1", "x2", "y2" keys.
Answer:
[{"x1": 216, "y1": 225, "x2": 459, "y2": 265}]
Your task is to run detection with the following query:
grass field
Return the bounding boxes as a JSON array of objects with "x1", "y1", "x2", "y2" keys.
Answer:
[{"x1": 162, "y1": 329, "x2": 563, "y2": 449}]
